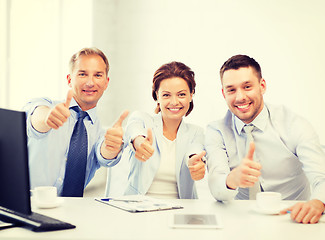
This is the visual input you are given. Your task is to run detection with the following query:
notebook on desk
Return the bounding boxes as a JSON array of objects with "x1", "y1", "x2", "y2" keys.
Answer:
[{"x1": 0, "y1": 108, "x2": 75, "y2": 232}]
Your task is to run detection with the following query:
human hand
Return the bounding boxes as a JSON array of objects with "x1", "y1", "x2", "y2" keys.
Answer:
[
  {"x1": 188, "y1": 151, "x2": 206, "y2": 181},
  {"x1": 133, "y1": 128, "x2": 154, "y2": 162},
  {"x1": 101, "y1": 110, "x2": 129, "y2": 159},
  {"x1": 226, "y1": 142, "x2": 262, "y2": 189},
  {"x1": 45, "y1": 89, "x2": 73, "y2": 130},
  {"x1": 279, "y1": 199, "x2": 325, "y2": 224}
]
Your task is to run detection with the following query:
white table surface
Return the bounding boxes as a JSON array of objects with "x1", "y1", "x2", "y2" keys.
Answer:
[{"x1": 0, "y1": 198, "x2": 324, "y2": 240}]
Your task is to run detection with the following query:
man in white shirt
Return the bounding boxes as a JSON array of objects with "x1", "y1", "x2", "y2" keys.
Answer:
[{"x1": 206, "y1": 54, "x2": 325, "y2": 224}]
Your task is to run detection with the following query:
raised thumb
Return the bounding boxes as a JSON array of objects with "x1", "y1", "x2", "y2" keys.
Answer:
[{"x1": 146, "y1": 128, "x2": 153, "y2": 145}]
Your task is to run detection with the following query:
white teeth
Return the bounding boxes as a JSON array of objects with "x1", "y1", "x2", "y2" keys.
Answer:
[{"x1": 237, "y1": 104, "x2": 250, "y2": 109}]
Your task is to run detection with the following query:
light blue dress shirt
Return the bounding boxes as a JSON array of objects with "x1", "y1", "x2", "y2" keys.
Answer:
[
  {"x1": 121, "y1": 111, "x2": 205, "y2": 199},
  {"x1": 24, "y1": 97, "x2": 121, "y2": 195},
  {"x1": 205, "y1": 104, "x2": 325, "y2": 202}
]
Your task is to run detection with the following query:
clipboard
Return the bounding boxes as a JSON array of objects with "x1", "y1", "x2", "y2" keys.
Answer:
[{"x1": 95, "y1": 195, "x2": 183, "y2": 213}]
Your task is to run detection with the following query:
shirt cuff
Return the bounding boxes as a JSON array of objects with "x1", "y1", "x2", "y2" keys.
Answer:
[
  {"x1": 209, "y1": 173, "x2": 238, "y2": 201},
  {"x1": 26, "y1": 104, "x2": 52, "y2": 139}
]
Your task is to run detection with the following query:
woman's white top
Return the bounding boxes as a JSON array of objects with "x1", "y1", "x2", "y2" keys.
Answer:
[{"x1": 146, "y1": 136, "x2": 179, "y2": 199}]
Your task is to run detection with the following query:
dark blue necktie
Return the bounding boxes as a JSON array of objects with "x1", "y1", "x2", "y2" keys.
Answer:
[{"x1": 61, "y1": 107, "x2": 88, "y2": 197}]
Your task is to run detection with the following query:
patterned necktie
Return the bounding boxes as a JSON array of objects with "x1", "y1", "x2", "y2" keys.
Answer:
[
  {"x1": 61, "y1": 107, "x2": 88, "y2": 197},
  {"x1": 243, "y1": 124, "x2": 261, "y2": 200}
]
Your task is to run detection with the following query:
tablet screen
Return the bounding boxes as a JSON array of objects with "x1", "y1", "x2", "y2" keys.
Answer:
[{"x1": 170, "y1": 213, "x2": 221, "y2": 229}]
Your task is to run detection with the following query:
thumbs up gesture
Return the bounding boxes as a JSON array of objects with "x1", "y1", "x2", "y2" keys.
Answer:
[
  {"x1": 188, "y1": 151, "x2": 206, "y2": 181},
  {"x1": 45, "y1": 90, "x2": 73, "y2": 130},
  {"x1": 226, "y1": 142, "x2": 262, "y2": 189},
  {"x1": 133, "y1": 128, "x2": 154, "y2": 162},
  {"x1": 101, "y1": 110, "x2": 129, "y2": 159},
  {"x1": 31, "y1": 90, "x2": 73, "y2": 133}
]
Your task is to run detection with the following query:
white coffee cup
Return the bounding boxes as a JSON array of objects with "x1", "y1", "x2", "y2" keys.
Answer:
[
  {"x1": 33, "y1": 186, "x2": 58, "y2": 205},
  {"x1": 256, "y1": 192, "x2": 282, "y2": 211}
]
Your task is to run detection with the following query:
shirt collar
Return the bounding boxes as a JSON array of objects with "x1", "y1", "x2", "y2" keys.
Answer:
[
  {"x1": 234, "y1": 104, "x2": 268, "y2": 135},
  {"x1": 69, "y1": 98, "x2": 97, "y2": 124}
]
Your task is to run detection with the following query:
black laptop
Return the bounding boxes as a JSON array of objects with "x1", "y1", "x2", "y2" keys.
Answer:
[{"x1": 0, "y1": 108, "x2": 75, "y2": 232}]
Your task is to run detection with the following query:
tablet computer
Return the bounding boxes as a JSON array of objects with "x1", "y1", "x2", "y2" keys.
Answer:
[{"x1": 169, "y1": 213, "x2": 222, "y2": 229}]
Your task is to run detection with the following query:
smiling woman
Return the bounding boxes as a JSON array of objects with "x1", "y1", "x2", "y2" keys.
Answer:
[
  {"x1": 116, "y1": 61, "x2": 207, "y2": 200},
  {"x1": 155, "y1": 77, "x2": 193, "y2": 130}
]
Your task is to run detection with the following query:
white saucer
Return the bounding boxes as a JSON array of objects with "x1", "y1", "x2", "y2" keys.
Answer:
[
  {"x1": 252, "y1": 203, "x2": 287, "y2": 215},
  {"x1": 35, "y1": 198, "x2": 64, "y2": 209}
]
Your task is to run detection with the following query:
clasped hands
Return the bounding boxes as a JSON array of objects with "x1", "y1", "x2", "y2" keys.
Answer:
[{"x1": 226, "y1": 141, "x2": 325, "y2": 224}]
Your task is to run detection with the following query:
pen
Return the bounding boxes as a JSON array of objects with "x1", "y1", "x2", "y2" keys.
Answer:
[
  {"x1": 286, "y1": 210, "x2": 324, "y2": 215},
  {"x1": 100, "y1": 198, "x2": 141, "y2": 203}
]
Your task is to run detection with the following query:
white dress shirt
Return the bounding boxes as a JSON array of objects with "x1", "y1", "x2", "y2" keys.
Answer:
[{"x1": 205, "y1": 104, "x2": 325, "y2": 202}]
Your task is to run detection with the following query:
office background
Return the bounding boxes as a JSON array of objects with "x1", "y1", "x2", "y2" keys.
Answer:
[{"x1": 1, "y1": 0, "x2": 325, "y2": 197}]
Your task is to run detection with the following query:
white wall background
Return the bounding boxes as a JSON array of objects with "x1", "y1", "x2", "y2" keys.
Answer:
[{"x1": 1, "y1": 0, "x2": 325, "y2": 197}]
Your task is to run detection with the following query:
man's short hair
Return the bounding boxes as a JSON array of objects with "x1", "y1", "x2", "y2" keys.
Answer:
[
  {"x1": 220, "y1": 54, "x2": 262, "y2": 80},
  {"x1": 69, "y1": 47, "x2": 109, "y2": 75}
]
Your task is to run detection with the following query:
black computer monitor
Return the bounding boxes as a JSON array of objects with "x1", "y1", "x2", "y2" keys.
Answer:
[
  {"x1": 0, "y1": 108, "x2": 31, "y2": 214},
  {"x1": 0, "y1": 108, "x2": 75, "y2": 231},
  {"x1": 0, "y1": 108, "x2": 31, "y2": 215}
]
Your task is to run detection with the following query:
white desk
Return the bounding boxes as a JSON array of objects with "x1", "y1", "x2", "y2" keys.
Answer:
[{"x1": 0, "y1": 198, "x2": 324, "y2": 240}]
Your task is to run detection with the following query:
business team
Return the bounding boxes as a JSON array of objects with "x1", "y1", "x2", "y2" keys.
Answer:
[{"x1": 24, "y1": 48, "x2": 325, "y2": 224}]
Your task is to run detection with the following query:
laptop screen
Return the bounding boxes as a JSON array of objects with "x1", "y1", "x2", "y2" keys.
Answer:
[{"x1": 0, "y1": 108, "x2": 32, "y2": 215}]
